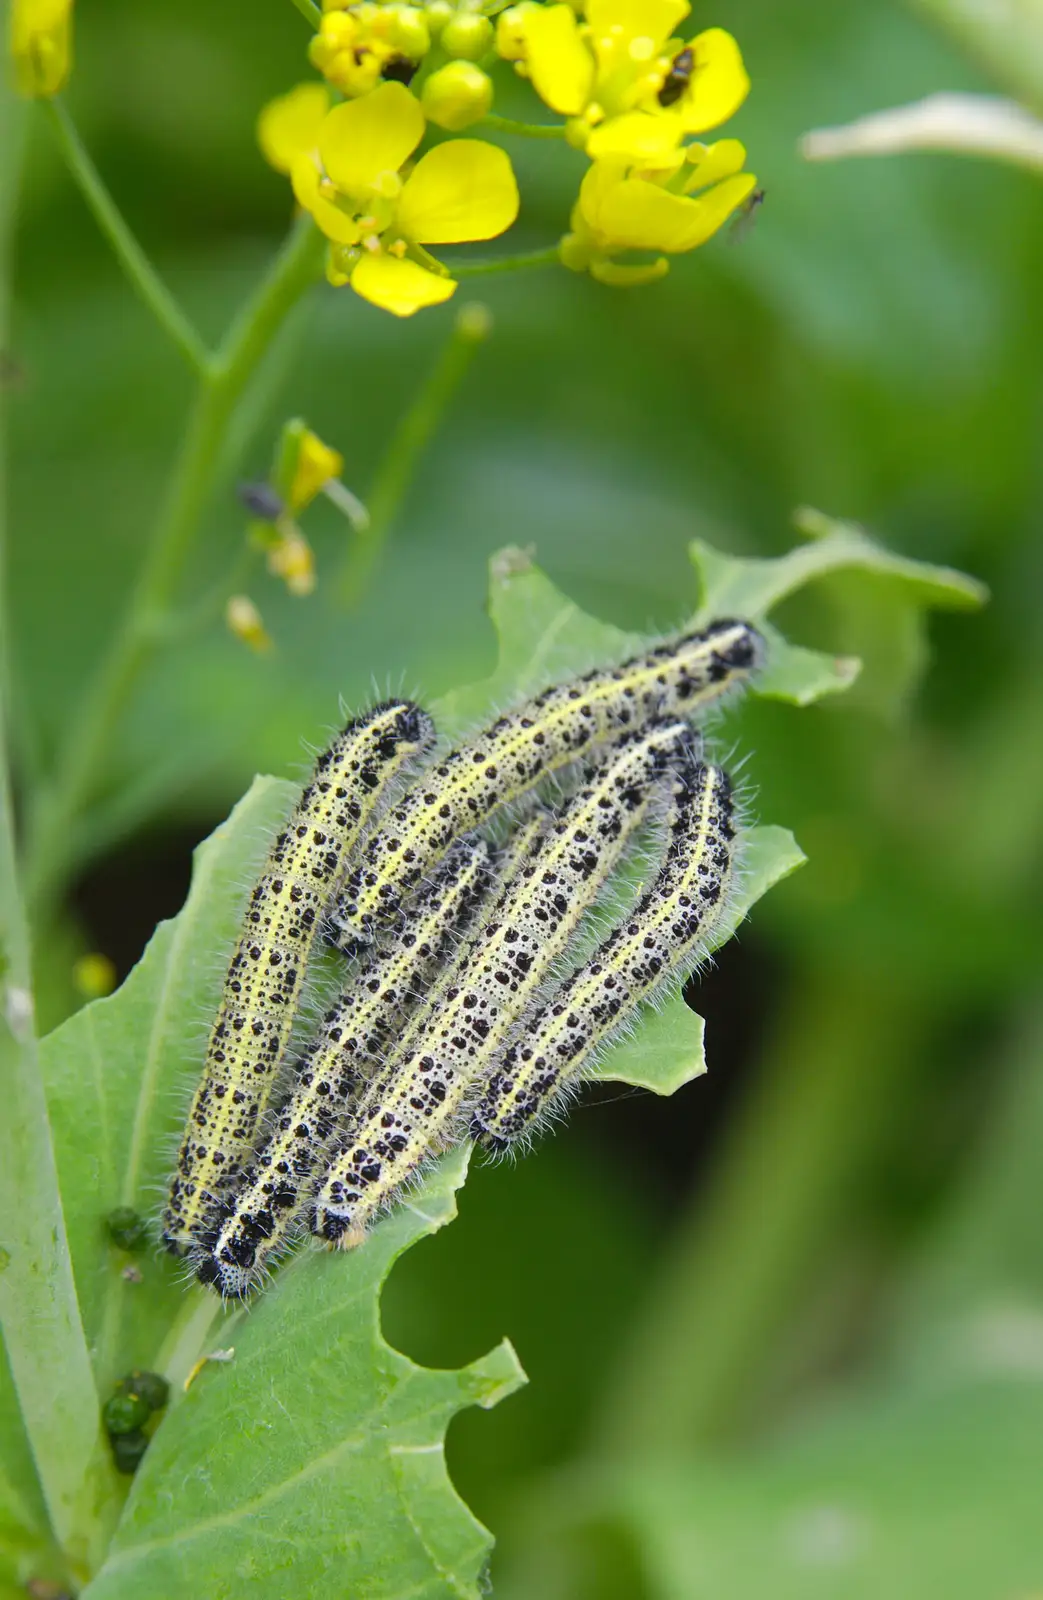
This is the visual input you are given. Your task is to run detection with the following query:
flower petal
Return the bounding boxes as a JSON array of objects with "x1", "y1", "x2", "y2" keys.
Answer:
[
  {"x1": 585, "y1": 0, "x2": 689, "y2": 53},
  {"x1": 524, "y1": 4, "x2": 595, "y2": 117},
  {"x1": 592, "y1": 169, "x2": 755, "y2": 252},
  {"x1": 397, "y1": 141, "x2": 519, "y2": 244},
  {"x1": 291, "y1": 152, "x2": 362, "y2": 245},
  {"x1": 587, "y1": 110, "x2": 684, "y2": 166},
  {"x1": 685, "y1": 137, "x2": 747, "y2": 192},
  {"x1": 680, "y1": 29, "x2": 750, "y2": 133},
  {"x1": 257, "y1": 83, "x2": 331, "y2": 175},
  {"x1": 318, "y1": 81, "x2": 425, "y2": 198},
  {"x1": 351, "y1": 253, "x2": 458, "y2": 317},
  {"x1": 289, "y1": 430, "x2": 344, "y2": 513}
]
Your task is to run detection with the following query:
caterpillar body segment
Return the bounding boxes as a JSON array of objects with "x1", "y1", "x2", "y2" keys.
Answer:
[
  {"x1": 195, "y1": 838, "x2": 491, "y2": 1297},
  {"x1": 162, "y1": 699, "x2": 435, "y2": 1258},
  {"x1": 471, "y1": 761, "x2": 736, "y2": 1150},
  {"x1": 311, "y1": 722, "x2": 697, "y2": 1246},
  {"x1": 336, "y1": 620, "x2": 763, "y2": 947}
]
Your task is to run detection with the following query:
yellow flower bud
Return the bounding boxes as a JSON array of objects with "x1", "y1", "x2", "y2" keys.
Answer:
[
  {"x1": 73, "y1": 952, "x2": 116, "y2": 1000},
  {"x1": 267, "y1": 530, "x2": 316, "y2": 596},
  {"x1": 388, "y1": 6, "x2": 430, "y2": 61},
  {"x1": 10, "y1": 0, "x2": 73, "y2": 98},
  {"x1": 441, "y1": 12, "x2": 493, "y2": 61},
  {"x1": 226, "y1": 595, "x2": 273, "y2": 652},
  {"x1": 287, "y1": 428, "x2": 344, "y2": 513},
  {"x1": 421, "y1": 60, "x2": 493, "y2": 132},
  {"x1": 496, "y1": 4, "x2": 537, "y2": 63},
  {"x1": 423, "y1": 1, "x2": 454, "y2": 39}
]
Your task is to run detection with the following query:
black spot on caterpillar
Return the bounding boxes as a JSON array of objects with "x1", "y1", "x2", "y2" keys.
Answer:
[
  {"x1": 333, "y1": 620, "x2": 762, "y2": 949},
  {"x1": 162, "y1": 699, "x2": 435, "y2": 1257},
  {"x1": 311, "y1": 722, "x2": 696, "y2": 1247},
  {"x1": 471, "y1": 759, "x2": 736, "y2": 1149}
]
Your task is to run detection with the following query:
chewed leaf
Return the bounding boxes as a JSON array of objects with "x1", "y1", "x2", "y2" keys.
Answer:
[
  {"x1": 84, "y1": 1147, "x2": 525, "y2": 1600},
  {"x1": 593, "y1": 826, "x2": 806, "y2": 1095},
  {"x1": 40, "y1": 784, "x2": 524, "y2": 1599},
  {"x1": 690, "y1": 510, "x2": 986, "y2": 710}
]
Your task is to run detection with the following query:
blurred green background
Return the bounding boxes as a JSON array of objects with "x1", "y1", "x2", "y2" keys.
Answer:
[{"x1": 8, "y1": 0, "x2": 1043, "y2": 1593}]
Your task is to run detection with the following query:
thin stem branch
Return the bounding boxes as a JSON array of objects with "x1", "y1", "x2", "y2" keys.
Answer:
[
  {"x1": 450, "y1": 245, "x2": 561, "y2": 279},
  {"x1": 479, "y1": 112, "x2": 568, "y2": 139},
  {"x1": 289, "y1": 0, "x2": 322, "y2": 25},
  {"x1": 338, "y1": 303, "x2": 490, "y2": 607},
  {"x1": 0, "y1": 81, "x2": 118, "y2": 1586},
  {"x1": 44, "y1": 98, "x2": 211, "y2": 377},
  {"x1": 25, "y1": 215, "x2": 325, "y2": 914}
]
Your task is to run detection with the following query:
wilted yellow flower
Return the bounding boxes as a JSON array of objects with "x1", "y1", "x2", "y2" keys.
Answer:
[
  {"x1": 266, "y1": 528, "x2": 316, "y2": 596},
  {"x1": 560, "y1": 138, "x2": 756, "y2": 285},
  {"x1": 10, "y1": 0, "x2": 73, "y2": 98},
  {"x1": 310, "y1": 3, "x2": 430, "y2": 98},
  {"x1": 499, "y1": 0, "x2": 748, "y2": 160},
  {"x1": 226, "y1": 595, "x2": 273, "y2": 651},
  {"x1": 287, "y1": 428, "x2": 344, "y2": 513},
  {"x1": 261, "y1": 80, "x2": 519, "y2": 316}
]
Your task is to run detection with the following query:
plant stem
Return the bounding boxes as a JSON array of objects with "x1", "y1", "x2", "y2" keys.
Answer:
[
  {"x1": 451, "y1": 245, "x2": 561, "y2": 278},
  {"x1": 24, "y1": 215, "x2": 325, "y2": 914},
  {"x1": 479, "y1": 112, "x2": 568, "y2": 140},
  {"x1": 339, "y1": 303, "x2": 490, "y2": 607},
  {"x1": 44, "y1": 99, "x2": 211, "y2": 377},
  {"x1": 0, "y1": 81, "x2": 119, "y2": 1586},
  {"x1": 289, "y1": 0, "x2": 322, "y2": 25}
]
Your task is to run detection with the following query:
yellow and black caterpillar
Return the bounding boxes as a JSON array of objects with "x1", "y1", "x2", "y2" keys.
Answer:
[
  {"x1": 169, "y1": 618, "x2": 764, "y2": 1294},
  {"x1": 333, "y1": 619, "x2": 761, "y2": 949},
  {"x1": 470, "y1": 757, "x2": 736, "y2": 1150},
  {"x1": 162, "y1": 700, "x2": 433, "y2": 1257}
]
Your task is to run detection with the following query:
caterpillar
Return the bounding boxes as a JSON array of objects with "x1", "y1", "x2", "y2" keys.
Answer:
[
  {"x1": 195, "y1": 837, "x2": 491, "y2": 1297},
  {"x1": 162, "y1": 699, "x2": 435, "y2": 1258},
  {"x1": 333, "y1": 620, "x2": 762, "y2": 949},
  {"x1": 311, "y1": 721, "x2": 696, "y2": 1246},
  {"x1": 470, "y1": 758, "x2": 736, "y2": 1150}
]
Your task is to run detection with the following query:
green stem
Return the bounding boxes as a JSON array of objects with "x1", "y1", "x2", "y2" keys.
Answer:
[
  {"x1": 25, "y1": 215, "x2": 325, "y2": 914},
  {"x1": 339, "y1": 302, "x2": 490, "y2": 607},
  {"x1": 596, "y1": 964, "x2": 925, "y2": 1455},
  {"x1": 289, "y1": 0, "x2": 322, "y2": 25},
  {"x1": 479, "y1": 112, "x2": 568, "y2": 139},
  {"x1": 0, "y1": 81, "x2": 118, "y2": 1587},
  {"x1": 451, "y1": 245, "x2": 561, "y2": 278},
  {"x1": 44, "y1": 99, "x2": 211, "y2": 377}
]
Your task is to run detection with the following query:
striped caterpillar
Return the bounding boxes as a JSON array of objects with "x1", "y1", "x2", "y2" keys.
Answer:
[
  {"x1": 311, "y1": 723, "x2": 697, "y2": 1247},
  {"x1": 333, "y1": 620, "x2": 762, "y2": 950},
  {"x1": 470, "y1": 757, "x2": 737, "y2": 1149},
  {"x1": 195, "y1": 838, "x2": 492, "y2": 1297},
  {"x1": 162, "y1": 700, "x2": 434, "y2": 1258}
]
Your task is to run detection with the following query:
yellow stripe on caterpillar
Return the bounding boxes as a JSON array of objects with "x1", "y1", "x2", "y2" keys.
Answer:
[
  {"x1": 471, "y1": 760, "x2": 736, "y2": 1150},
  {"x1": 312, "y1": 722, "x2": 696, "y2": 1247},
  {"x1": 195, "y1": 837, "x2": 490, "y2": 1297},
  {"x1": 162, "y1": 699, "x2": 435, "y2": 1257},
  {"x1": 334, "y1": 620, "x2": 761, "y2": 948}
]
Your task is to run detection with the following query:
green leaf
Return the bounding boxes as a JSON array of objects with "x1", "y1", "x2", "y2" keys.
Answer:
[
  {"x1": 592, "y1": 827, "x2": 807, "y2": 1096},
  {"x1": 83, "y1": 1148, "x2": 524, "y2": 1600},
  {"x1": 32, "y1": 531, "x2": 982, "y2": 1590}
]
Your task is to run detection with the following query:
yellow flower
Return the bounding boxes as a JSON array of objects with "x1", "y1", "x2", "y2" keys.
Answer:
[
  {"x1": 560, "y1": 138, "x2": 756, "y2": 285},
  {"x1": 310, "y1": 3, "x2": 430, "y2": 98},
  {"x1": 10, "y1": 0, "x2": 73, "y2": 98},
  {"x1": 226, "y1": 595, "x2": 274, "y2": 652},
  {"x1": 500, "y1": 0, "x2": 749, "y2": 159},
  {"x1": 287, "y1": 428, "x2": 344, "y2": 513},
  {"x1": 267, "y1": 529, "x2": 316, "y2": 596},
  {"x1": 258, "y1": 83, "x2": 331, "y2": 175},
  {"x1": 276, "y1": 81, "x2": 518, "y2": 317}
]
